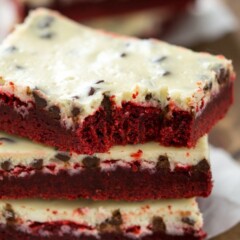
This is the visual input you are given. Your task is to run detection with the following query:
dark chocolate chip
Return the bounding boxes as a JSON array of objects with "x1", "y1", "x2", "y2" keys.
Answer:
[
  {"x1": 0, "y1": 137, "x2": 15, "y2": 143},
  {"x1": 82, "y1": 156, "x2": 100, "y2": 168},
  {"x1": 120, "y1": 53, "x2": 127, "y2": 58},
  {"x1": 1, "y1": 160, "x2": 11, "y2": 171},
  {"x1": 203, "y1": 82, "x2": 213, "y2": 92},
  {"x1": 101, "y1": 95, "x2": 112, "y2": 121},
  {"x1": 72, "y1": 96, "x2": 80, "y2": 99},
  {"x1": 195, "y1": 159, "x2": 210, "y2": 172},
  {"x1": 88, "y1": 87, "x2": 96, "y2": 96},
  {"x1": 96, "y1": 80, "x2": 104, "y2": 84},
  {"x1": 15, "y1": 65, "x2": 25, "y2": 70},
  {"x1": 152, "y1": 216, "x2": 166, "y2": 232},
  {"x1": 31, "y1": 159, "x2": 43, "y2": 170},
  {"x1": 55, "y1": 152, "x2": 71, "y2": 162},
  {"x1": 6, "y1": 46, "x2": 18, "y2": 53},
  {"x1": 37, "y1": 16, "x2": 54, "y2": 29},
  {"x1": 72, "y1": 107, "x2": 81, "y2": 117},
  {"x1": 182, "y1": 217, "x2": 196, "y2": 226},
  {"x1": 154, "y1": 56, "x2": 167, "y2": 63},
  {"x1": 3, "y1": 204, "x2": 16, "y2": 225},
  {"x1": 99, "y1": 210, "x2": 123, "y2": 233},
  {"x1": 145, "y1": 93, "x2": 152, "y2": 101},
  {"x1": 214, "y1": 66, "x2": 229, "y2": 85},
  {"x1": 48, "y1": 105, "x2": 61, "y2": 120},
  {"x1": 157, "y1": 155, "x2": 170, "y2": 169},
  {"x1": 32, "y1": 91, "x2": 48, "y2": 109},
  {"x1": 40, "y1": 32, "x2": 55, "y2": 39},
  {"x1": 163, "y1": 71, "x2": 171, "y2": 76}
]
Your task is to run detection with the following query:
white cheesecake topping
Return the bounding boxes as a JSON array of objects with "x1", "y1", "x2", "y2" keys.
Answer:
[
  {"x1": 0, "y1": 132, "x2": 209, "y2": 173},
  {"x1": 0, "y1": 9, "x2": 234, "y2": 128},
  {"x1": 0, "y1": 198, "x2": 203, "y2": 237}
]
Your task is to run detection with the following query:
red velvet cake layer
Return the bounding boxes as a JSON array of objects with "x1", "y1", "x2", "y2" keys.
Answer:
[
  {"x1": 0, "y1": 82, "x2": 233, "y2": 154},
  {"x1": 0, "y1": 227, "x2": 205, "y2": 240},
  {"x1": 22, "y1": 0, "x2": 194, "y2": 21},
  {"x1": 0, "y1": 160, "x2": 212, "y2": 200}
]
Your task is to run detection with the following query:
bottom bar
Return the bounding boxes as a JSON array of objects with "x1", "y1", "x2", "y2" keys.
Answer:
[{"x1": 0, "y1": 198, "x2": 205, "y2": 240}]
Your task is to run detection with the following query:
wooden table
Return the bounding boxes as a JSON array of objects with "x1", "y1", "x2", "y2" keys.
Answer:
[{"x1": 193, "y1": 0, "x2": 240, "y2": 239}]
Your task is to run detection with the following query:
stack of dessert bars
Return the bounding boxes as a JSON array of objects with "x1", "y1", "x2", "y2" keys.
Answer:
[{"x1": 0, "y1": 9, "x2": 235, "y2": 240}]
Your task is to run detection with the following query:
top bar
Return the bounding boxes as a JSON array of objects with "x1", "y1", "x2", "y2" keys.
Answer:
[{"x1": 0, "y1": 9, "x2": 235, "y2": 154}]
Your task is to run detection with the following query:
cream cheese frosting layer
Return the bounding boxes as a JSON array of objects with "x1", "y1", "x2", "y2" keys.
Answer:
[
  {"x1": 0, "y1": 132, "x2": 209, "y2": 172},
  {"x1": 0, "y1": 198, "x2": 203, "y2": 237},
  {"x1": 0, "y1": 9, "x2": 234, "y2": 128}
]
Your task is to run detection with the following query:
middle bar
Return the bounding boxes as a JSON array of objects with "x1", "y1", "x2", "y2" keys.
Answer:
[{"x1": 0, "y1": 132, "x2": 212, "y2": 200}]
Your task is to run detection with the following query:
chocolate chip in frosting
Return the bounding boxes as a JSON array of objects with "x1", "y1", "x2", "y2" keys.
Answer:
[
  {"x1": 195, "y1": 159, "x2": 210, "y2": 172},
  {"x1": 96, "y1": 80, "x2": 104, "y2": 84},
  {"x1": 32, "y1": 90, "x2": 48, "y2": 109},
  {"x1": 0, "y1": 137, "x2": 15, "y2": 143},
  {"x1": 39, "y1": 32, "x2": 55, "y2": 40},
  {"x1": 145, "y1": 93, "x2": 152, "y2": 101},
  {"x1": 88, "y1": 87, "x2": 96, "y2": 96},
  {"x1": 99, "y1": 210, "x2": 123, "y2": 233},
  {"x1": 82, "y1": 156, "x2": 100, "y2": 169},
  {"x1": 182, "y1": 217, "x2": 196, "y2": 226},
  {"x1": 55, "y1": 152, "x2": 71, "y2": 162},
  {"x1": 120, "y1": 52, "x2": 127, "y2": 58},
  {"x1": 15, "y1": 65, "x2": 25, "y2": 70},
  {"x1": 48, "y1": 105, "x2": 61, "y2": 120},
  {"x1": 1, "y1": 160, "x2": 11, "y2": 171},
  {"x1": 152, "y1": 216, "x2": 166, "y2": 232},
  {"x1": 154, "y1": 56, "x2": 167, "y2": 63},
  {"x1": 157, "y1": 155, "x2": 170, "y2": 170},
  {"x1": 31, "y1": 159, "x2": 43, "y2": 170},
  {"x1": 203, "y1": 81, "x2": 213, "y2": 92},
  {"x1": 72, "y1": 107, "x2": 81, "y2": 117},
  {"x1": 6, "y1": 46, "x2": 18, "y2": 53},
  {"x1": 37, "y1": 16, "x2": 55, "y2": 29},
  {"x1": 163, "y1": 70, "x2": 171, "y2": 76},
  {"x1": 3, "y1": 203, "x2": 16, "y2": 225}
]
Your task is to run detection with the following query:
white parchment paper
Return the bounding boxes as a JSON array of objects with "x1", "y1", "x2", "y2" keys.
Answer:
[{"x1": 199, "y1": 146, "x2": 240, "y2": 239}]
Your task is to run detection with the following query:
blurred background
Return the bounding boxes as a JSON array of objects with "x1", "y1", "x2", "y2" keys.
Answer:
[{"x1": 0, "y1": 0, "x2": 239, "y2": 238}]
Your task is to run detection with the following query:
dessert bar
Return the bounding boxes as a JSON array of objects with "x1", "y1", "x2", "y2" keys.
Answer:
[
  {"x1": 0, "y1": 198, "x2": 206, "y2": 240},
  {"x1": 0, "y1": 9, "x2": 235, "y2": 153},
  {"x1": 0, "y1": 132, "x2": 211, "y2": 200}
]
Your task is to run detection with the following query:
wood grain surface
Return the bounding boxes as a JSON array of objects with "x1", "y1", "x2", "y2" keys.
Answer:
[{"x1": 193, "y1": 0, "x2": 240, "y2": 239}]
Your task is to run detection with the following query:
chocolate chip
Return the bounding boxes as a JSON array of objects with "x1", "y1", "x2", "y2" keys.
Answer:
[
  {"x1": 88, "y1": 87, "x2": 95, "y2": 96},
  {"x1": 3, "y1": 204, "x2": 16, "y2": 225},
  {"x1": 15, "y1": 65, "x2": 25, "y2": 70},
  {"x1": 37, "y1": 16, "x2": 54, "y2": 29},
  {"x1": 203, "y1": 82, "x2": 213, "y2": 92},
  {"x1": 99, "y1": 210, "x2": 123, "y2": 233},
  {"x1": 101, "y1": 95, "x2": 112, "y2": 120},
  {"x1": 163, "y1": 71, "x2": 171, "y2": 76},
  {"x1": 33, "y1": 91, "x2": 48, "y2": 109},
  {"x1": 55, "y1": 152, "x2": 71, "y2": 162},
  {"x1": 6, "y1": 46, "x2": 17, "y2": 53},
  {"x1": 195, "y1": 159, "x2": 210, "y2": 172},
  {"x1": 72, "y1": 107, "x2": 81, "y2": 117},
  {"x1": 1, "y1": 160, "x2": 11, "y2": 171},
  {"x1": 214, "y1": 66, "x2": 229, "y2": 85},
  {"x1": 145, "y1": 93, "x2": 152, "y2": 101},
  {"x1": 182, "y1": 217, "x2": 195, "y2": 226},
  {"x1": 0, "y1": 137, "x2": 15, "y2": 143},
  {"x1": 152, "y1": 216, "x2": 166, "y2": 232},
  {"x1": 157, "y1": 155, "x2": 170, "y2": 169},
  {"x1": 31, "y1": 159, "x2": 43, "y2": 170},
  {"x1": 40, "y1": 32, "x2": 55, "y2": 39},
  {"x1": 120, "y1": 53, "x2": 127, "y2": 58},
  {"x1": 82, "y1": 156, "x2": 100, "y2": 168},
  {"x1": 96, "y1": 80, "x2": 104, "y2": 84},
  {"x1": 48, "y1": 105, "x2": 61, "y2": 120},
  {"x1": 154, "y1": 56, "x2": 167, "y2": 63},
  {"x1": 72, "y1": 96, "x2": 80, "y2": 99}
]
